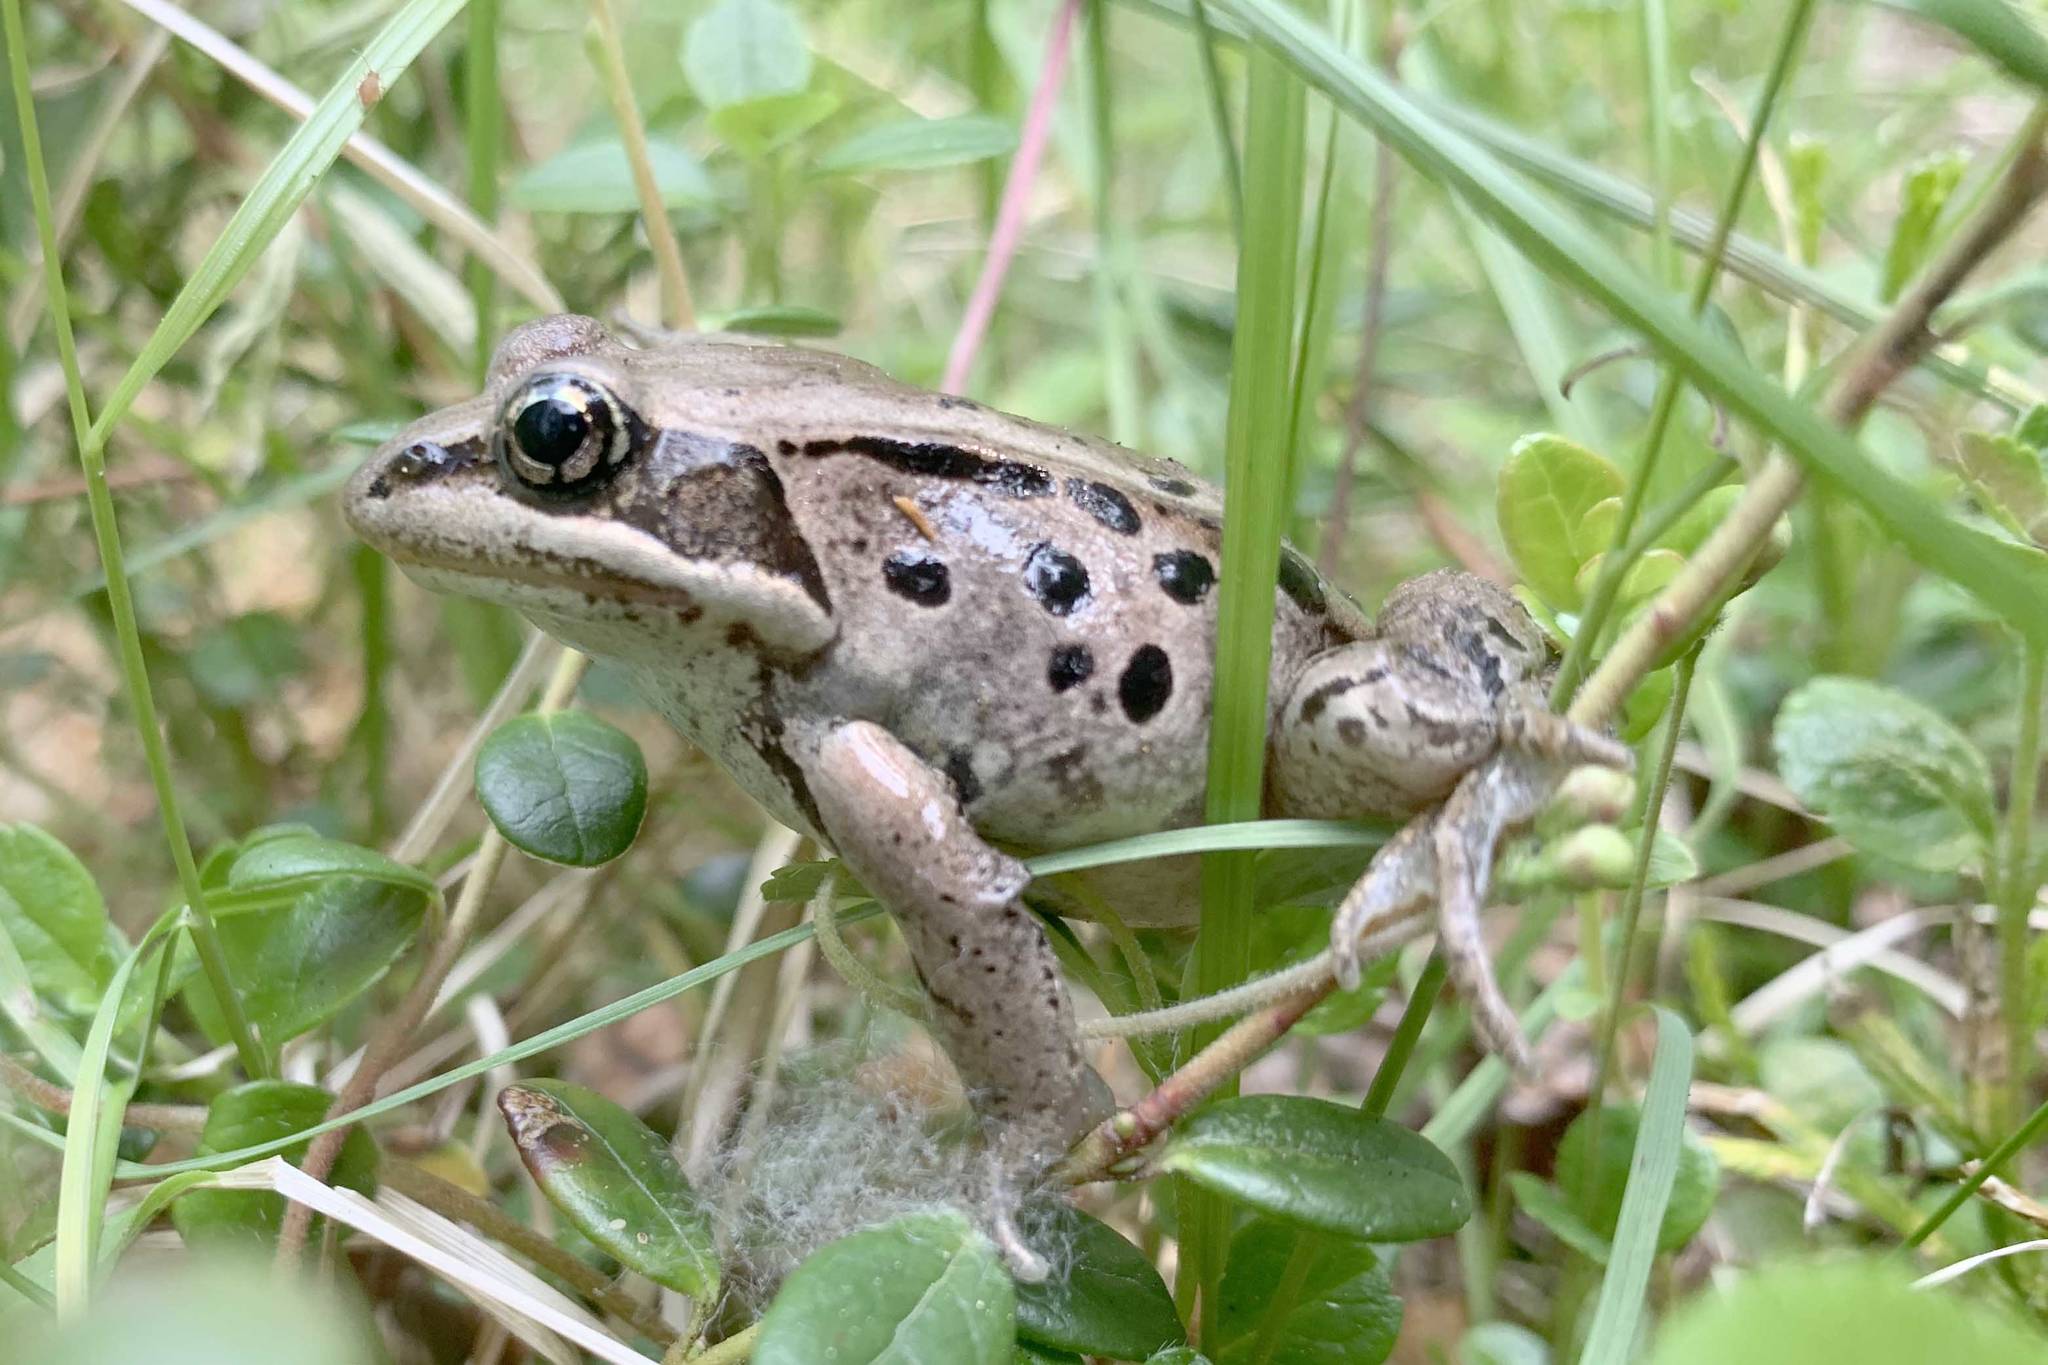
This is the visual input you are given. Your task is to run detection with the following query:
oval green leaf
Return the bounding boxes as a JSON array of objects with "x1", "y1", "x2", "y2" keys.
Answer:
[
  {"x1": 1014, "y1": 1204, "x2": 1183, "y2": 1360},
  {"x1": 184, "y1": 864, "x2": 430, "y2": 1047},
  {"x1": 0, "y1": 823, "x2": 112, "y2": 1016},
  {"x1": 1556, "y1": 1102, "x2": 1719, "y2": 1256},
  {"x1": 683, "y1": 0, "x2": 811, "y2": 110},
  {"x1": 1212, "y1": 1217, "x2": 1402, "y2": 1365},
  {"x1": 476, "y1": 712, "x2": 648, "y2": 867},
  {"x1": 1496, "y1": 433, "x2": 1625, "y2": 611},
  {"x1": 510, "y1": 136, "x2": 715, "y2": 213},
  {"x1": 1155, "y1": 1096, "x2": 1470, "y2": 1241},
  {"x1": 1772, "y1": 676, "x2": 1997, "y2": 872},
  {"x1": 715, "y1": 303, "x2": 843, "y2": 337},
  {"x1": 172, "y1": 1081, "x2": 377, "y2": 1252},
  {"x1": 754, "y1": 1210, "x2": 1014, "y2": 1365},
  {"x1": 498, "y1": 1080, "x2": 718, "y2": 1299},
  {"x1": 817, "y1": 114, "x2": 1020, "y2": 175}
]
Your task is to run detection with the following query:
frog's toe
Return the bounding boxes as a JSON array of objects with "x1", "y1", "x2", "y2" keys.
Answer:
[{"x1": 1500, "y1": 705, "x2": 1634, "y2": 772}]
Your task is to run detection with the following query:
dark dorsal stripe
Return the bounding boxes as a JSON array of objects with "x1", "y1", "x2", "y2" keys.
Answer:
[{"x1": 799, "y1": 435, "x2": 1054, "y2": 498}]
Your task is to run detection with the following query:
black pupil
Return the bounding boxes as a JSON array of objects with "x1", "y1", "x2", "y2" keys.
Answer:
[{"x1": 513, "y1": 394, "x2": 591, "y2": 468}]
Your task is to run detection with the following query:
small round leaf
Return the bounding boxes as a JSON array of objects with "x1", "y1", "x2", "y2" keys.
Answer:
[
  {"x1": 754, "y1": 1210, "x2": 1014, "y2": 1365},
  {"x1": 476, "y1": 713, "x2": 647, "y2": 866},
  {"x1": 1156, "y1": 1096, "x2": 1470, "y2": 1242},
  {"x1": 1556, "y1": 1103, "x2": 1720, "y2": 1254},
  {"x1": 499, "y1": 1081, "x2": 718, "y2": 1300},
  {"x1": 1495, "y1": 433, "x2": 1625, "y2": 611},
  {"x1": 1015, "y1": 1204, "x2": 1184, "y2": 1360}
]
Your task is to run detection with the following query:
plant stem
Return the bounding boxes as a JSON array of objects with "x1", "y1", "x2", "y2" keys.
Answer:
[
  {"x1": 464, "y1": 0, "x2": 503, "y2": 379},
  {"x1": 1906, "y1": 1095, "x2": 2048, "y2": 1249},
  {"x1": 1248, "y1": 952, "x2": 1450, "y2": 1363},
  {"x1": 588, "y1": 0, "x2": 694, "y2": 330},
  {"x1": 2, "y1": 0, "x2": 268, "y2": 1082},
  {"x1": 276, "y1": 650, "x2": 591, "y2": 1268},
  {"x1": 693, "y1": 1324, "x2": 760, "y2": 1365},
  {"x1": 1188, "y1": 0, "x2": 1244, "y2": 244},
  {"x1": 1550, "y1": 0, "x2": 1817, "y2": 707},
  {"x1": 2000, "y1": 638, "x2": 2045, "y2": 1125}
]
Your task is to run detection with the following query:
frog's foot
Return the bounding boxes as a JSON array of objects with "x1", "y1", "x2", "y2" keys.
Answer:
[
  {"x1": 1498, "y1": 700, "x2": 1633, "y2": 771},
  {"x1": 805, "y1": 720, "x2": 1106, "y2": 1163},
  {"x1": 1328, "y1": 814, "x2": 1436, "y2": 991}
]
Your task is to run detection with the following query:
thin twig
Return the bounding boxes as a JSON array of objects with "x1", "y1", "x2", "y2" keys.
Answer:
[
  {"x1": 1569, "y1": 132, "x2": 2048, "y2": 731},
  {"x1": 588, "y1": 0, "x2": 694, "y2": 330},
  {"x1": 0, "y1": 1054, "x2": 207, "y2": 1132},
  {"x1": 942, "y1": 0, "x2": 1081, "y2": 394}
]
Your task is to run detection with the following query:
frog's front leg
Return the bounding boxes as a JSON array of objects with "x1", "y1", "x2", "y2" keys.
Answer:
[
  {"x1": 1271, "y1": 570, "x2": 1631, "y2": 1072},
  {"x1": 803, "y1": 720, "x2": 1106, "y2": 1160}
]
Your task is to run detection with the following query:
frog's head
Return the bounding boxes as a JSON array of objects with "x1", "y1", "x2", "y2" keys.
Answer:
[{"x1": 344, "y1": 314, "x2": 834, "y2": 655}]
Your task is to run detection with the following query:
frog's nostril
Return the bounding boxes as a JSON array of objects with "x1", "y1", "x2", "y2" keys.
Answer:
[{"x1": 390, "y1": 440, "x2": 446, "y2": 480}]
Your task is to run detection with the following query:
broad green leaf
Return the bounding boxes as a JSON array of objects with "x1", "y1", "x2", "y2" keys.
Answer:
[
  {"x1": 1218, "y1": 0, "x2": 2048, "y2": 641},
  {"x1": 510, "y1": 135, "x2": 715, "y2": 213},
  {"x1": 185, "y1": 851, "x2": 431, "y2": 1047},
  {"x1": 754, "y1": 1210, "x2": 1013, "y2": 1365},
  {"x1": 498, "y1": 1080, "x2": 718, "y2": 1299},
  {"x1": 1580, "y1": 1009, "x2": 1696, "y2": 1365},
  {"x1": 1507, "y1": 1173, "x2": 1613, "y2": 1263},
  {"x1": 816, "y1": 114, "x2": 1019, "y2": 174},
  {"x1": 2014, "y1": 402, "x2": 2048, "y2": 450},
  {"x1": 1656, "y1": 485, "x2": 1745, "y2": 559},
  {"x1": 1950, "y1": 431, "x2": 2048, "y2": 544},
  {"x1": 186, "y1": 611, "x2": 305, "y2": 708},
  {"x1": 1155, "y1": 1096, "x2": 1470, "y2": 1241},
  {"x1": 1772, "y1": 676, "x2": 1997, "y2": 872},
  {"x1": 1619, "y1": 666, "x2": 1675, "y2": 744},
  {"x1": 1646, "y1": 1256, "x2": 2045, "y2": 1365},
  {"x1": 1496, "y1": 434, "x2": 1625, "y2": 611},
  {"x1": 684, "y1": 0, "x2": 811, "y2": 110},
  {"x1": 1555, "y1": 1102, "x2": 1718, "y2": 1255},
  {"x1": 1880, "y1": 152, "x2": 1967, "y2": 302},
  {"x1": 171, "y1": 1081, "x2": 377, "y2": 1252},
  {"x1": 1573, "y1": 547, "x2": 1683, "y2": 613},
  {"x1": 715, "y1": 303, "x2": 843, "y2": 336},
  {"x1": 1015, "y1": 1205, "x2": 1183, "y2": 1360},
  {"x1": 475, "y1": 712, "x2": 648, "y2": 867},
  {"x1": 225, "y1": 835, "x2": 437, "y2": 901},
  {"x1": 709, "y1": 89, "x2": 839, "y2": 159},
  {"x1": 0, "y1": 824, "x2": 111, "y2": 1015},
  {"x1": 1757, "y1": 1036, "x2": 1884, "y2": 1133},
  {"x1": 1211, "y1": 1218, "x2": 1402, "y2": 1365}
]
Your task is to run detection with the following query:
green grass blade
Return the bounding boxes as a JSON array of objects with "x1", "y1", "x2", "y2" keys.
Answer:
[
  {"x1": 1216, "y1": 0, "x2": 2048, "y2": 640},
  {"x1": 1893, "y1": 0, "x2": 2048, "y2": 93},
  {"x1": 88, "y1": 0, "x2": 471, "y2": 445},
  {"x1": 1577, "y1": 1007, "x2": 1695, "y2": 1365}
]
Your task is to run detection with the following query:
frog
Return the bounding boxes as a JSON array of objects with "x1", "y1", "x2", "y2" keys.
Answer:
[{"x1": 343, "y1": 314, "x2": 1629, "y2": 1163}]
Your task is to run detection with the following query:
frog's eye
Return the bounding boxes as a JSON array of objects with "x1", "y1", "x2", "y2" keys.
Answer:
[{"x1": 497, "y1": 373, "x2": 633, "y2": 491}]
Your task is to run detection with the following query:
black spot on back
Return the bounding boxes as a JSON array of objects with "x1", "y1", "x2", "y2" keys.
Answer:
[
  {"x1": 1276, "y1": 545, "x2": 1326, "y2": 614},
  {"x1": 1148, "y1": 474, "x2": 1199, "y2": 497},
  {"x1": 882, "y1": 551, "x2": 950, "y2": 606},
  {"x1": 1022, "y1": 543, "x2": 1090, "y2": 616},
  {"x1": 943, "y1": 749, "x2": 982, "y2": 806},
  {"x1": 1048, "y1": 644, "x2": 1094, "y2": 692},
  {"x1": 1067, "y1": 477, "x2": 1141, "y2": 534},
  {"x1": 802, "y1": 436, "x2": 1053, "y2": 497},
  {"x1": 1153, "y1": 550, "x2": 1216, "y2": 604},
  {"x1": 1118, "y1": 645, "x2": 1173, "y2": 723}
]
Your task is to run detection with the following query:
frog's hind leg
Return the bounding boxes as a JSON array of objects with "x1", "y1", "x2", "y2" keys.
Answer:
[{"x1": 803, "y1": 720, "x2": 1107, "y2": 1164}]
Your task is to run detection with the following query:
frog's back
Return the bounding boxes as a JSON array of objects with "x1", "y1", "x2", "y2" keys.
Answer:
[{"x1": 668, "y1": 342, "x2": 1364, "y2": 852}]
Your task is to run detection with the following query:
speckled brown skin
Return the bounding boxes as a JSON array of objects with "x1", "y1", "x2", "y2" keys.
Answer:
[{"x1": 344, "y1": 315, "x2": 1605, "y2": 1140}]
